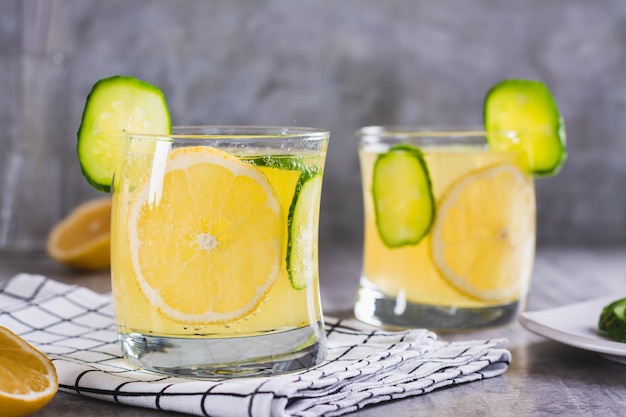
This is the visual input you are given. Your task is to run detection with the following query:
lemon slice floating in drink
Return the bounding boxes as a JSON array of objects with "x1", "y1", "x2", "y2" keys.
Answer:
[
  {"x1": 127, "y1": 146, "x2": 283, "y2": 325},
  {"x1": 431, "y1": 164, "x2": 535, "y2": 302}
]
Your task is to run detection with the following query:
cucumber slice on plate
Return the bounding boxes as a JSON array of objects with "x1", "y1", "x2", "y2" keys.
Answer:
[
  {"x1": 372, "y1": 144, "x2": 435, "y2": 248},
  {"x1": 599, "y1": 297, "x2": 626, "y2": 342},
  {"x1": 77, "y1": 75, "x2": 171, "y2": 192},
  {"x1": 287, "y1": 171, "x2": 323, "y2": 290},
  {"x1": 484, "y1": 79, "x2": 566, "y2": 177}
]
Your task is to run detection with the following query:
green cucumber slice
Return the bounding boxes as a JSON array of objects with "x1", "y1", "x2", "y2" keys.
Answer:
[
  {"x1": 599, "y1": 297, "x2": 626, "y2": 342},
  {"x1": 372, "y1": 144, "x2": 435, "y2": 248},
  {"x1": 77, "y1": 75, "x2": 171, "y2": 192},
  {"x1": 286, "y1": 171, "x2": 323, "y2": 290},
  {"x1": 243, "y1": 155, "x2": 309, "y2": 171},
  {"x1": 484, "y1": 79, "x2": 566, "y2": 177}
]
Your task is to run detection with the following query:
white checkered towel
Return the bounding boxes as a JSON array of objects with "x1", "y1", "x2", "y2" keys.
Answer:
[{"x1": 0, "y1": 274, "x2": 511, "y2": 417}]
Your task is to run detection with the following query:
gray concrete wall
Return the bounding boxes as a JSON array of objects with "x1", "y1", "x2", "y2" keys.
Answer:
[{"x1": 2, "y1": 0, "x2": 625, "y2": 248}]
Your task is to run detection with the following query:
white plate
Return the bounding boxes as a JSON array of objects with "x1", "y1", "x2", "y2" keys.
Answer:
[{"x1": 519, "y1": 295, "x2": 626, "y2": 364}]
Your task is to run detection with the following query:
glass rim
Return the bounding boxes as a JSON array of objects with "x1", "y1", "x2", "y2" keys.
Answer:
[
  {"x1": 357, "y1": 125, "x2": 517, "y2": 138},
  {"x1": 124, "y1": 125, "x2": 330, "y2": 140}
]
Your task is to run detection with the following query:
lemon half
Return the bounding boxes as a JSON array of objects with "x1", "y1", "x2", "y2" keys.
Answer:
[
  {"x1": 0, "y1": 326, "x2": 58, "y2": 417},
  {"x1": 47, "y1": 198, "x2": 112, "y2": 270}
]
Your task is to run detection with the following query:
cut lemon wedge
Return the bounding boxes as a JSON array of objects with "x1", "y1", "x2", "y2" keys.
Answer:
[
  {"x1": 127, "y1": 146, "x2": 282, "y2": 325},
  {"x1": 431, "y1": 164, "x2": 535, "y2": 302},
  {"x1": 0, "y1": 326, "x2": 58, "y2": 417},
  {"x1": 46, "y1": 198, "x2": 112, "y2": 270}
]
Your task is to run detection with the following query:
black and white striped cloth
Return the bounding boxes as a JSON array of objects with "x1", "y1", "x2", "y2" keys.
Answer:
[{"x1": 0, "y1": 274, "x2": 511, "y2": 417}]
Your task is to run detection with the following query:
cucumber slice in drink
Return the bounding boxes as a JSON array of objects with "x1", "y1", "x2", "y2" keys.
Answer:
[
  {"x1": 372, "y1": 144, "x2": 435, "y2": 248},
  {"x1": 243, "y1": 155, "x2": 309, "y2": 171},
  {"x1": 484, "y1": 79, "x2": 566, "y2": 177},
  {"x1": 287, "y1": 172, "x2": 323, "y2": 290},
  {"x1": 77, "y1": 75, "x2": 171, "y2": 192},
  {"x1": 599, "y1": 297, "x2": 626, "y2": 342}
]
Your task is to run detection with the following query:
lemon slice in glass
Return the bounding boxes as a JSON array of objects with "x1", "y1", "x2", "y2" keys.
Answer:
[
  {"x1": 127, "y1": 146, "x2": 282, "y2": 325},
  {"x1": 431, "y1": 163, "x2": 535, "y2": 302}
]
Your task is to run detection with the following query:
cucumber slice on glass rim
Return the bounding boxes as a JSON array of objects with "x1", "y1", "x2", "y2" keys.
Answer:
[
  {"x1": 77, "y1": 75, "x2": 171, "y2": 192},
  {"x1": 484, "y1": 79, "x2": 566, "y2": 177}
]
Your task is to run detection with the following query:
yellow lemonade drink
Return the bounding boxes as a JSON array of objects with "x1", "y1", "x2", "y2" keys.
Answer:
[
  {"x1": 110, "y1": 126, "x2": 329, "y2": 377},
  {"x1": 355, "y1": 128, "x2": 536, "y2": 330}
]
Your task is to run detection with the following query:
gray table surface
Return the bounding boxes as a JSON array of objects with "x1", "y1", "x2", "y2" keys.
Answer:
[{"x1": 2, "y1": 245, "x2": 626, "y2": 416}]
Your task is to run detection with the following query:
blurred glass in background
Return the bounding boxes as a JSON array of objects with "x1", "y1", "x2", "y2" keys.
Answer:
[{"x1": 0, "y1": 0, "x2": 72, "y2": 254}]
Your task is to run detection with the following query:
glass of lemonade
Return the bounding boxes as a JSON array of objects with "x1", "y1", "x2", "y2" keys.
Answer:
[
  {"x1": 354, "y1": 126, "x2": 536, "y2": 330},
  {"x1": 111, "y1": 126, "x2": 329, "y2": 377}
]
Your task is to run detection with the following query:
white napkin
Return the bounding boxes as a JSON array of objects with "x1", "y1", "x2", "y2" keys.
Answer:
[{"x1": 0, "y1": 274, "x2": 511, "y2": 417}]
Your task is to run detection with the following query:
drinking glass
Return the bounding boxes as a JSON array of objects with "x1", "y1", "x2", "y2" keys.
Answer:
[
  {"x1": 0, "y1": 53, "x2": 72, "y2": 254},
  {"x1": 354, "y1": 126, "x2": 536, "y2": 330},
  {"x1": 111, "y1": 126, "x2": 329, "y2": 377}
]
